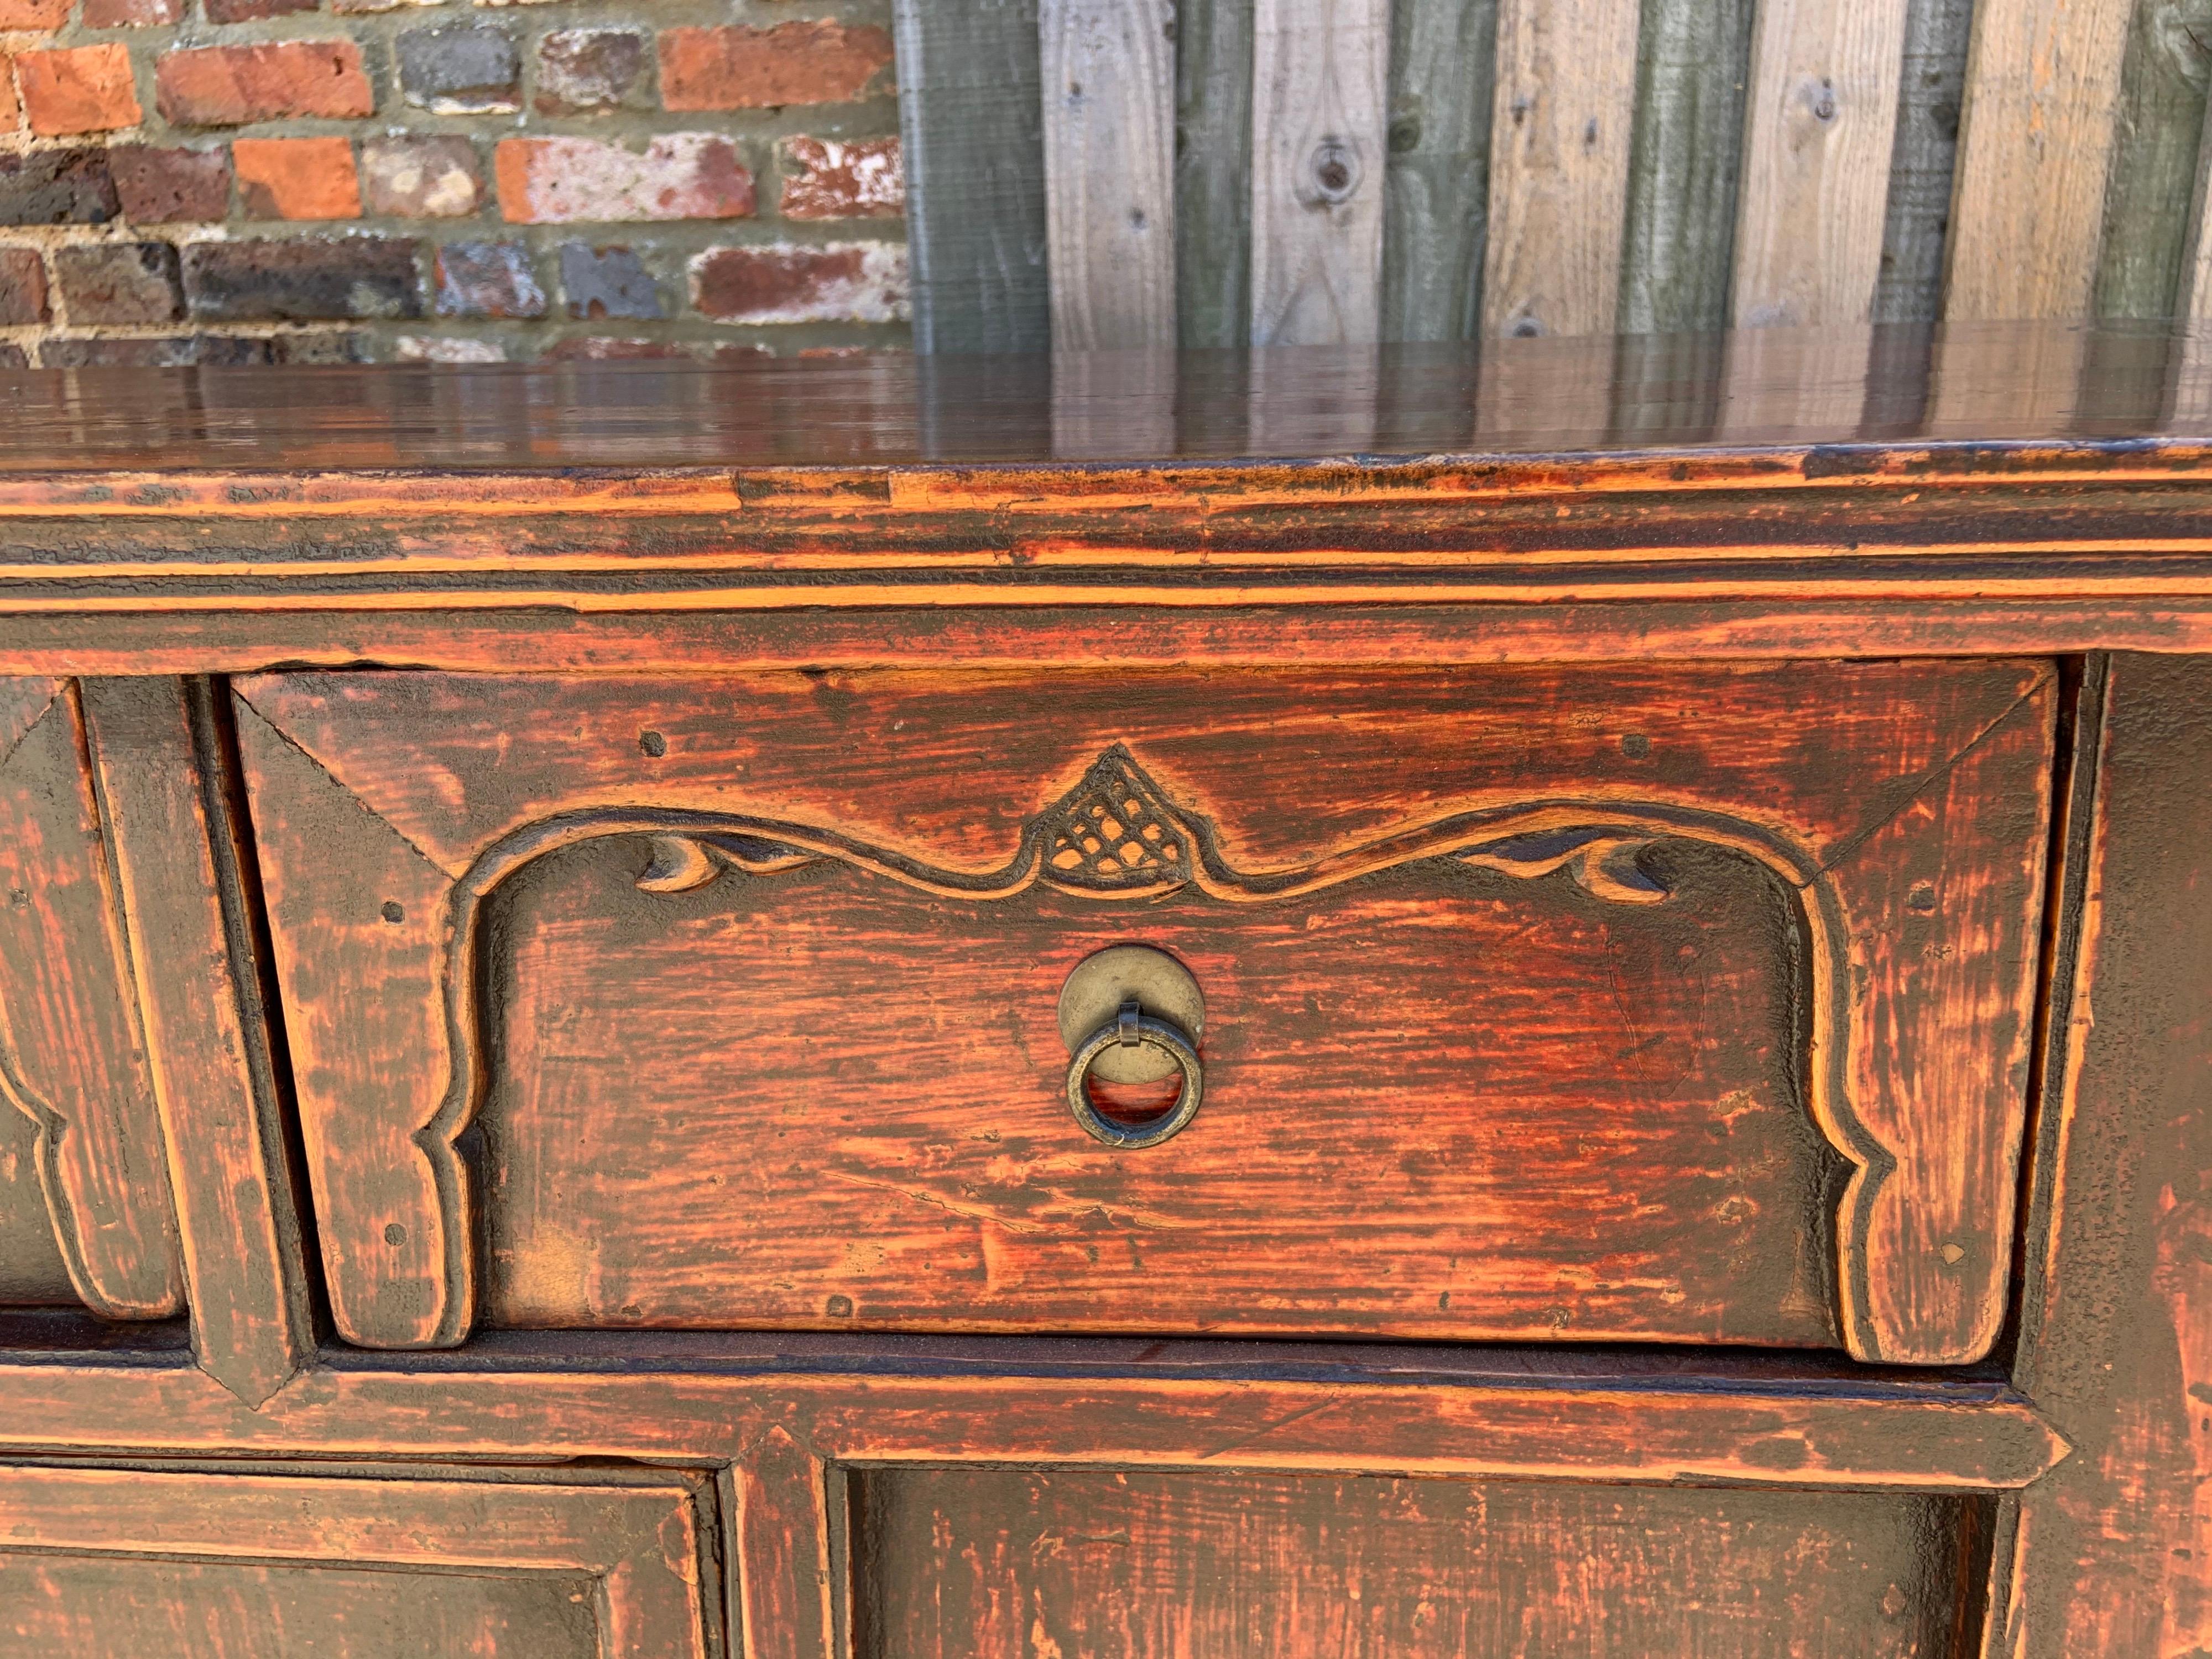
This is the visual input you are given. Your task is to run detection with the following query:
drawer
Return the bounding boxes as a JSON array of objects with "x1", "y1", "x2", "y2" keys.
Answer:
[
  {"x1": 233, "y1": 660, "x2": 2056, "y2": 1365},
  {"x1": 855, "y1": 1466, "x2": 1984, "y2": 1658},
  {"x1": 0, "y1": 1463, "x2": 716, "y2": 1657}
]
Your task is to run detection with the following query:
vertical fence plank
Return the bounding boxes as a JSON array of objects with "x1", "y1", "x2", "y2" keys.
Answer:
[
  {"x1": 1250, "y1": 0, "x2": 1392, "y2": 343},
  {"x1": 1618, "y1": 0, "x2": 1756, "y2": 333},
  {"x1": 1177, "y1": 0, "x2": 1256, "y2": 347},
  {"x1": 2094, "y1": 0, "x2": 2212, "y2": 320},
  {"x1": 1872, "y1": 0, "x2": 1976, "y2": 322},
  {"x1": 893, "y1": 0, "x2": 1050, "y2": 354},
  {"x1": 1732, "y1": 0, "x2": 1912, "y2": 327},
  {"x1": 1380, "y1": 0, "x2": 1499, "y2": 341},
  {"x1": 1483, "y1": 0, "x2": 1642, "y2": 337},
  {"x1": 1041, "y1": 0, "x2": 1177, "y2": 349},
  {"x1": 1944, "y1": 0, "x2": 2134, "y2": 319}
]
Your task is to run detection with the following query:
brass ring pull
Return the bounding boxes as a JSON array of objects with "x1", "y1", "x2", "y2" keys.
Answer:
[{"x1": 1065, "y1": 997, "x2": 1204, "y2": 1149}]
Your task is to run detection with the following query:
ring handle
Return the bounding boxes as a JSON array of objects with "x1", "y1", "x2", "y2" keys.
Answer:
[{"x1": 1065, "y1": 997, "x2": 1204, "y2": 1149}]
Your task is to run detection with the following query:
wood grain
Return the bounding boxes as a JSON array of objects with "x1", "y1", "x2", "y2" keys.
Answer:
[
  {"x1": 1873, "y1": 0, "x2": 1975, "y2": 324},
  {"x1": 1944, "y1": 0, "x2": 2135, "y2": 320},
  {"x1": 892, "y1": 0, "x2": 1050, "y2": 354},
  {"x1": 0, "y1": 1463, "x2": 715, "y2": 1658},
  {"x1": 1380, "y1": 0, "x2": 1497, "y2": 342},
  {"x1": 1039, "y1": 0, "x2": 1176, "y2": 351},
  {"x1": 1482, "y1": 0, "x2": 1640, "y2": 337},
  {"x1": 1733, "y1": 0, "x2": 1913, "y2": 327},
  {"x1": 2093, "y1": 0, "x2": 2212, "y2": 321},
  {"x1": 81, "y1": 677, "x2": 310, "y2": 1405},
  {"x1": 233, "y1": 660, "x2": 2051, "y2": 1363},
  {"x1": 1998, "y1": 653, "x2": 2212, "y2": 1656},
  {"x1": 1172, "y1": 0, "x2": 1255, "y2": 348},
  {"x1": 1618, "y1": 0, "x2": 1756, "y2": 335},
  {"x1": 0, "y1": 677, "x2": 182, "y2": 1318},
  {"x1": 1249, "y1": 0, "x2": 1391, "y2": 344},
  {"x1": 855, "y1": 1465, "x2": 1986, "y2": 1658}
]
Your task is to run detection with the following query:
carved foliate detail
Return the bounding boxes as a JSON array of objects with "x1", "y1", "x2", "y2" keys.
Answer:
[{"x1": 1037, "y1": 745, "x2": 1191, "y2": 893}]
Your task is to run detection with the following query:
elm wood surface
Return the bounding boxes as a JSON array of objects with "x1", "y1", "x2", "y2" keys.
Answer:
[
  {"x1": 80, "y1": 677, "x2": 312, "y2": 1407},
  {"x1": 0, "y1": 1462, "x2": 719, "y2": 1658},
  {"x1": 1995, "y1": 653, "x2": 2212, "y2": 1656},
  {"x1": 853, "y1": 1467, "x2": 1986, "y2": 1658},
  {"x1": 232, "y1": 660, "x2": 2050, "y2": 1364},
  {"x1": 0, "y1": 677, "x2": 181, "y2": 1317}
]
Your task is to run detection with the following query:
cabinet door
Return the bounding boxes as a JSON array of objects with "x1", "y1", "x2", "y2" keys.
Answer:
[
  {"x1": 0, "y1": 1464, "x2": 717, "y2": 1658},
  {"x1": 235, "y1": 659, "x2": 2055, "y2": 1365}
]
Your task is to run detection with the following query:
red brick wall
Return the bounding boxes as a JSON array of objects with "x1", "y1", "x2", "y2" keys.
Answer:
[{"x1": 0, "y1": 0, "x2": 905, "y2": 364}]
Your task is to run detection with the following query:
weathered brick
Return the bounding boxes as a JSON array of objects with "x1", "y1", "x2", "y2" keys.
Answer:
[
  {"x1": 53, "y1": 241, "x2": 182, "y2": 324},
  {"x1": 495, "y1": 135, "x2": 752, "y2": 225},
  {"x1": 0, "y1": 151, "x2": 118, "y2": 226},
  {"x1": 0, "y1": 344, "x2": 25, "y2": 368},
  {"x1": 0, "y1": 0, "x2": 69, "y2": 29},
  {"x1": 156, "y1": 43, "x2": 375, "y2": 128},
  {"x1": 436, "y1": 239, "x2": 544, "y2": 319},
  {"x1": 333, "y1": 0, "x2": 442, "y2": 12},
  {"x1": 778, "y1": 136, "x2": 902, "y2": 221},
  {"x1": 659, "y1": 22, "x2": 893, "y2": 112},
  {"x1": 110, "y1": 145, "x2": 231, "y2": 222},
  {"x1": 394, "y1": 333, "x2": 506, "y2": 362},
  {"x1": 559, "y1": 242, "x2": 660, "y2": 320},
  {"x1": 0, "y1": 248, "x2": 48, "y2": 326},
  {"x1": 0, "y1": 58, "x2": 18, "y2": 137},
  {"x1": 19, "y1": 45, "x2": 142, "y2": 137},
  {"x1": 43, "y1": 337, "x2": 205, "y2": 368},
  {"x1": 207, "y1": 0, "x2": 315, "y2": 20},
  {"x1": 361, "y1": 135, "x2": 481, "y2": 218},
  {"x1": 183, "y1": 237, "x2": 422, "y2": 321},
  {"x1": 534, "y1": 28, "x2": 645, "y2": 115},
  {"x1": 690, "y1": 241, "x2": 907, "y2": 324},
  {"x1": 234, "y1": 137, "x2": 361, "y2": 221},
  {"x1": 35, "y1": 334, "x2": 357, "y2": 366},
  {"x1": 82, "y1": 0, "x2": 183, "y2": 28},
  {"x1": 541, "y1": 336, "x2": 689, "y2": 361},
  {"x1": 398, "y1": 25, "x2": 520, "y2": 115}
]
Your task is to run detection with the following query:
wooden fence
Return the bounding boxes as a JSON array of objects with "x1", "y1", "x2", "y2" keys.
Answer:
[{"x1": 891, "y1": 0, "x2": 2212, "y2": 354}]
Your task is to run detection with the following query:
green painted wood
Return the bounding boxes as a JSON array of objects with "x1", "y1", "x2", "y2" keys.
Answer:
[
  {"x1": 1872, "y1": 0, "x2": 1973, "y2": 323},
  {"x1": 891, "y1": 0, "x2": 1051, "y2": 354},
  {"x1": 1175, "y1": 0, "x2": 1255, "y2": 348},
  {"x1": 2094, "y1": 0, "x2": 2212, "y2": 320},
  {"x1": 1380, "y1": 0, "x2": 1499, "y2": 342},
  {"x1": 1619, "y1": 0, "x2": 1757, "y2": 334}
]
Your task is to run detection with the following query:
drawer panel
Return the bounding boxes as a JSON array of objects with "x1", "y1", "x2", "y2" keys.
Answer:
[
  {"x1": 0, "y1": 1464, "x2": 717, "y2": 1658},
  {"x1": 234, "y1": 660, "x2": 2057, "y2": 1364},
  {"x1": 854, "y1": 1467, "x2": 1986, "y2": 1659}
]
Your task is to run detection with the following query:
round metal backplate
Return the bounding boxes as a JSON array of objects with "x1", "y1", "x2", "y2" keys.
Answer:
[{"x1": 1056, "y1": 945, "x2": 1206, "y2": 1084}]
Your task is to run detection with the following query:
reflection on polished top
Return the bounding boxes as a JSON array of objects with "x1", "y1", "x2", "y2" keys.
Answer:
[{"x1": 3, "y1": 320, "x2": 2212, "y2": 473}]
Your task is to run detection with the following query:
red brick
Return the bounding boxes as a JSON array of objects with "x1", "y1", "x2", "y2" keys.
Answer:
[
  {"x1": 156, "y1": 42, "x2": 375, "y2": 128},
  {"x1": 19, "y1": 45, "x2": 141, "y2": 137},
  {"x1": 659, "y1": 22, "x2": 893, "y2": 112},
  {"x1": 689, "y1": 241, "x2": 907, "y2": 324},
  {"x1": 234, "y1": 137, "x2": 361, "y2": 221},
  {"x1": 52, "y1": 241, "x2": 181, "y2": 324},
  {"x1": 495, "y1": 134, "x2": 752, "y2": 225},
  {"x1": 0, "y1": 0, "x2": 69, "y2": 28},
  {"x1": 778, "y1": 136, "x2": 902, "y2": 221},
  {"x1": 83, "y1": 0, "x2": 183, "y2": 27},
  {"x1": 361, "y1": 135, "x2": 481, "y2": 218},
  {"x1": 110, "y1": 144, "x2": 231, "y2": 222},
  {"x1": 0, "y1": 59, "x2": 17, "y2": 138},
  {"x1": 0, "y1": 247, "x2": 46, "y2": 326},
  {"x1": 206, "y1": 0, "x2": 315, "y2": 21}
]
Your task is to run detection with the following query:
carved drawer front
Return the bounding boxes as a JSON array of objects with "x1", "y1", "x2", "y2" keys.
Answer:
[
  {"x1": 234, "y1": 661, "x2": 2056, "y2": 1366},
  {"x1": 0, "y1": 677, "x2": 182, "y2": 1321},
  {"x1": 0, "y1": 1463, "x2": 718, "y2": 1657}
]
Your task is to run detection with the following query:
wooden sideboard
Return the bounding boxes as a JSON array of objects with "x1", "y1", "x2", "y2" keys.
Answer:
[{"x1": 1, "y1": 324, "x2": 2209, "y2": 1655}]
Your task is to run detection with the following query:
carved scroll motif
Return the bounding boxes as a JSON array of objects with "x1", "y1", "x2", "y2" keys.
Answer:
[{"x1": 399, "y1": 745, "x2": 1887, "y2": 1354}]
